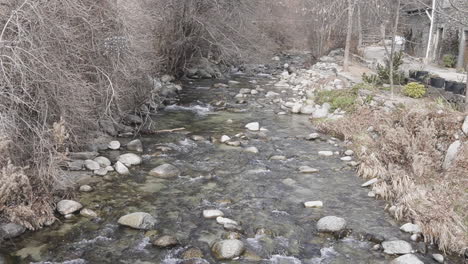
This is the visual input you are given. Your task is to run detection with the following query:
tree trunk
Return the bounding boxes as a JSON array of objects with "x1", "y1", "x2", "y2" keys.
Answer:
[
  {"x1": 389, "y1": 0, "x2": 401, "y2": 97},
  {"x1": 425, "y1": 0, "x2": 437, "y2": 64},
  {"x1": 357, "y1": 5, "x2": 363, "y2": 50},
  {"x1": 343, "y1": 0, "x2": 355, "y2": 72},
  {"x1": 465, "y1": 66, "x2": 468, "y2": 112}
]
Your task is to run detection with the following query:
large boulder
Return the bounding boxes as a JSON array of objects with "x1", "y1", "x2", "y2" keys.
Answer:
[
  {"x1": 118, "y1": 153, "x2": 142, "y2": 167},
  {"x1": 211, "y1": 239, "x2": 245, "y2": 260},
  {"x1": 149, "y1": 164, "x2": 180, "y2": 178},
  {"x1": 382, "y1": 240, "x2": 413, "y2": 255},
  {"x1": 0, "y1": 223, "x2": 26, "y2": 239},
  {"x1": 57, "y1": 200, "x2": 83, "y2": 215},
  {"x1": 117, "y1": 212, "x2": 157, "y2": 230},
  {"x1": 390, "y1": 254, "x2": 423, "y2": 264},
  {"x1": 316, "y1": 216, "x2": 347, "y2": 232}
]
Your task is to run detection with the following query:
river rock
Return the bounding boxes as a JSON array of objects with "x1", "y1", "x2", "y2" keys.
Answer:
[
  {"x1": 203, "y1": 209, "x2": 224, "y2": 219},
  {"x1": 304, "y1": 201, "x2": 323, "y2": 208},
  {"x1": 432, "y1": 254, "x2": 444, "y2": 263},
  {"x1": 69, "y1": 152, "x2": 98, "y2": 160},
  {"x1": 400, "y1": 223, "x2": 421, "y2": 234},
  {"x1": 80, "y1": 208, "x2": 98, "y2": 218},
  {"x1": 182, "y1": 247, "x2": 204, "y2": 259},
  {"x1": 108, "y1": 141, "x2": 121, "y2": 150},
  {"x1": 382, "y1": 240, "x2": 413, "y2": 255},
  {"x1": 114, "y1": 161, "x2": 130, "y2": 175},
  {"x1": 67, "y1": 160, "x2": 85, "y2": 171},
  {"x1": 300, "y1": 105, "x2": 315, "y2": 114},
  {"x1": 245, "y1": 122, "x2": 260, "y2": 131},
  {"x1": 57, "y1": 200, "x2": 83, "y2": 215},
  {"x1": 94, "y1": 156, "x2": 111, "y2": 167},
  {"x1": 228, "y1": 80, "x2": 240, "y2": 85},
  {"x1": 443, "y1": 140, "x2": 461, "y2": 169},
  {"x1": 118, "y1": 212, "x2": 157, "y2": 230},
  {"x1": 390, "y1": 254, "x2": 423, "y2": 264},
  {"x1": 118, "y1": 153, "x2": 142, "y2": 166},
  {"x1": 84, "y1": 160, "x2": 100, "y2": 171},
  {"x1": 312, "y1": 108, "x2": 329, "y2": 119},
  {"x1": 127, "y1": 139, "x2": 143, "y2": 152},
  {"x1": 223, "y1": 223, "x2": 242, "y2": 232},
  {"x1": 299, "y1": 166, "x2": 319, "y2": 173},
  {"x1": 344, "y1": 150, "x2": 354, "y2": 156},
  {"x1": 149, "y1": 163, "x2": 180, "y2": 178},
  {"x1": 211, "y1": 239, "x2": 245, "y2": 260},
  {"x1": 317, "y1": 216, "x2": 347, "y2": 232},
  {"x1": 462, "y1": 116, "x2": 468, "y2": 135},
  {"x1": 0, "y1": 223, "x2": 26, "y2": 239},
  {"x1": 216, "y1": 217, "x2": 238, "y2": 226},
  {"x1": 318, "y1": 151, "x2": 333, "y2": 156},
  {"x1": 226, "y1": 141, "x2": 241, "y2": 147},
  {"x1": 191, "y1": 135, "x2": 205, "y2": 141},
  {"x1": 79, "y1": 185, "x2": 93, "y2": 192},
  {"x1": 340, "y1": 156, "x2": 352, "y2": 161},
  {"x1": 362, "y1": 178, "x2": 378, "y2": 187},
  {"x1": 291, "y1": 104, "x2": 302, "y2": 114},
  {"x1": 239, "y1": 88, "x2": 251, "y2": 94},
  {"x1": 220, "y1": 135, "x2": 231, "y2": 143},
  {"x1": 270, "y1": 155, "x2": 287, "y2": 160},
  {"x1": 94, "y1": 167, "x2": 108, "y2": 176},
  {"x1": 244, "y1": 146, "x2": 259, "y2": 153},
  {"x1": 306, "y1": 133, "x2": 320, "y2": 140},
  {"x1": 152, "y1": 235, "x2": 179, "y2": 248}
]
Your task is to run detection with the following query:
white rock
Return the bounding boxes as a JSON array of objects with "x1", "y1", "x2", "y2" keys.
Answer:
[
  {"x1": 94, "y1": 156, "x2": 111, "y2": 167},
  {"x1": 270, "y1": 155, "x2": 287, "y2": 160},
  {"x1": 400, "y1": 223, "x2": 421, "y2": 234},
  {"x1": 228, "y1": 80, "x2": 240, "y2": 85},
  {"x1": 462, "y1": 116, "x2": 468, "y2": 135},
  {"x1": 203, "y1": 209, "x2": 224, "y2": 219},
  {"x1": 118, "y1": 153, "x2": 142, "y2": 167},
  {"x1": 265, "y1": 91, "x2": 280, "y2": 97},
  {"x1": 390, "y1": 254, "x2": 423, "y2": 264},
  {"x1": 340, "y1": 156, "x2": 352, "y2": 161},
  {"x1": 432, "y1": 254, "x2": 444, "y2": 263},
  {"x1": 114, "y1": 161, "x2": 130, "y2": 175},
  {"x1": 79, "y1": 185, "x2": 93, "y2": 192},
  {"x1": 299, "y1": 166, "x2": 319, "y2": 173},
  {"x1": 368, "y1": 191, "x2": 376, "y2": 197},
  {"x1": 211, "y1": 239, "x2": 245, "y2": 260},
  {"x1": 251, "y1": 90, "x2": 258, "y2": 95},
  {"x1": 318, "y1": 151, "x2": 333, "y2": 156},
  {"x1": 108, "y1": 141, "x2": 121, "y2": 150},
  {"x1": 304, "y1": 201, "x2": 323, "y2": 208},
  {"x1": 344, "y1": 150, "x2": 354, "y2": 156},
  {"x1": 362, "y1": 178, "x2": 378, "y2": 187},
  {"x1": 443, "y1": 140, "x2": 461, "y2": 169},
  {"x1": 80, "y1": 208, "x2": 98, "y2": 218},
  {"x1": 244, "y1": 146, "x2": 259, "y2": 154},
  {"x1": 272, "y1": 56, "x2": 280, "y2": 61},
  {"x1": 106, "y1": 166, "x2": 114, "y2": 172},
  {"x1": 117, "y1": 212, "x2": 157, "y2": 230},
  {"x1": 410, "y1": 234, "x2": 420, "y2": 241},
  {"x1": 94, "y1": 167, "x2": 108, "y2": 176},
  {"x1": 291, "y1": 104, "x2": 302, "y2": 114},
  {"x1": 317, "y1": 216, "x2": 347, "y2": 232},
  {"x1": 245, "y1": 122, "x2": 260, "y2": 131},
  {"x1": 306, "y1": 133, "x2": 320, "y2": 140},
  {"x1": 84, "y1": 160, "x2": 100, "y2": 171},
  {"x1": 382, "y1": 240, "x2": 413, "y2": 255},
  {"x1": 300, "y1": 105, "x2": 315, "y2": 114},
  {"x1": 216, "y1": 217, "x2": 238, "y2": 226},
  {"x1": 57, "y1": 200, "x2": 83, "y2": 215},
  {"x1": 220, "y1": 135, "x2": 231, "y2": 143},
  {"x1": 239, "y1": 88, "x2": 251, "y2": 94}
]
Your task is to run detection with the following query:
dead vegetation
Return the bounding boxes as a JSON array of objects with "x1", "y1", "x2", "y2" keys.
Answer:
[{"x1": 317, "y1": 106, "x2": 467, "y2": 254}]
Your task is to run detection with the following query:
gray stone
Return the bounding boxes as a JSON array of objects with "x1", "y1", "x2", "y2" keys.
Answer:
[
  {"x1": 127, "y1": 139, "x2": 143, "y2": 152},
  {"x1": 443, "y1": 140, "x2": 461, "y2": 169},
  {"x1": 400, "y1": 223, "x2": 421, "y2": 234},
  {"x1": 211, "y1": 239, "x2": 245, "y2": 260},
  {"x1": 344, "y1": 150, "x2": 354, "y2": 156},
  {"x1": 317, "y1": 216, "x2": 347, "y2": 232},
  {"x1": 79, "y1": 185, "x2": 93, "y2": 192},
  {"x1": 304, "y1": 201, "x2": 323, "y2": 208},
  {"x1": 94, "y1": 156, "x2": 111, "y2": 167},
  {"x1": 94, "y1": 168, "x2": 108, "y2": 176},
  {"x1": 67, "y1": 160, "x2": 85, "y2": 171},
  {"x1": 80, "y1": 208, "x2": 98, "y2": 218},
  {"x1": 100, "y1": 119, "x2": 118, "y2": 136},
  {"x1": 114, "y1": 161, "x2": 130, "y2": 175},
  {"x1": 390, "y1": 254, "x2": 423, "y2": 264},
  {"x1": 306, "y1": 133, "x2": 320, "y2": 140},
  {"x1": 152, "y1": 235, "x2": 178, "y2": 248},
  {"x1": 0, "y1": 223, "x2": 26, "y2": 239},
  {"x1": 203, "y1": 209, "x2": 224, "y2": 219},
  {"x1": 124, "y1": 114, "x2": 143, "y2": 125},
  {"x1": 118, "y1": 212, "x2": 157, "y2": 230},
  {"x1": 220, "y1": 135, "x2": 231, "y2": 143},
  {"x1": 382, "y1": 240, "x2": 413, "y2": 255},
  {"x1": 245, "y1": 122, "x2": 260, "y2": 131},
  {"x1": 216, "y1": 217, "x2": 238, "y2": 226},
  {"x1": 118, "y1": 153, "x2": 142, "y2": 167},
  {"x1": 362, "y1": 178, "x2": 378, "y2": 187},
  {"x1": 69, "y1": 152, "x2": 99, "y2": 160},
  {"x1": 300, "y1": 105, "x2": 315, "y2": 114},
  {"x1": 432, "y1": 254, "x2": 444, "y2": 263},
  {"x1": 57, "y1": 200, "x2": 83, "y2": 215},
  {"x1": 108, "y1": 140, "x2": 121, "y2": 150},
  {"x1": 318, "y1": 151, "x2": 333, "y2": 156},
  {"x1": 462, "y1": 116, "x2": 468, "y2": 135},
  {"x1": 312, "y1": 108, "x2": 329, "y2": 119},
  {"x1": 244, "y1": 146, "x2": 259, "y2": 153},
  {"x1": 182, "y1": 247, "x2": 204, "y2": 259},
  {"x1": 84, "y1": 159, "x2": 100, "y2": 171},
  {"x1": 299, "y1": 166, "x2": 319, "y2": 173},
  {"x1": 149, "y1": 163, "x2": 180, "y2": 178}
]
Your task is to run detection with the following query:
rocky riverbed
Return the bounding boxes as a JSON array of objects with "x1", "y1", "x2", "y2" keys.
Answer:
[{"x1": 0, "y1": 53, "x2": 463, "y2": 264}]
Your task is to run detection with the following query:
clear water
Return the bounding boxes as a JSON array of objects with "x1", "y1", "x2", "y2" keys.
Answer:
[{"x1": 0, "y1": 77, "x2": 460, "y2": 264}]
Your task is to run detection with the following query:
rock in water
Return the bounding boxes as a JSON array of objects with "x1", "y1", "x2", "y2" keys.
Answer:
[
  {"x1": 152, "y1": 235, "x2": 179, "y2": 248},
  {"x1": 108, "y1": 140, "x2": 121, "y2": 150},
  {"x1": 390, "y1": 254, "x2": 423, "y2": 264},
  {"x1": 114, "y1": 161, "x2": 130, "y2": 175},
  {"x1": 80, "y1": 208, "x2": 98, "y2": 218},
  {"x1": 57, "y1": 200, "x2": 83, "y2": 215},
  {"x1": 318, "y1": 151, "x2": 333, "y2": 156},
  {"x1": 149, "y1": 163, "x2": 180, "y2": 178},
  {"x1": 118, "y1": 153, "x2": 142, "y2": 166},
  {"x1": 316, "y1": 216, "x2": 347, "y2": 232},
  {"x1": 299, "y1": 166, "x2": 319, "y2": 173},
  {"x1": 304, "y1": 201, "x2": 323, "y2": 208},
  {"x1": 0, "y1": 223, "x2": 26, "y2": 239},
  {"x1": 182, "y1": 247, "x2": 204, "y2": 259},
  {"x1": 127, "y1": 139, "x2": 143, "y2": 152},
  {"x1": 118, "y1": 212, "x2": 157, "y2": 230},
  {"x1": 211, "y1": 239, "x2": 245, "y2": 260},
  {"x1": 203, "y1": 209, "x2": 224, "y2": 219},
  {"x1": 306, "y1": 133, "x2": 320, "y2": 140},
  {"x1": 382, "y1": 240, "x2": 413, "y2": 255},
  {"x1": 220, "y1": 135, "x2": 231, "y2": 143},
  {"x1": 432, "y1": 254, "x2": 444, "y2": 263},
  {"x1": 216, "y1": 217, "x2": 238, "y2": 226},
  {"x1": 84, "y1": 159, "x2": 100, "y2": 171},
  {"x1": 245, "y1": 122, "x2": 260, "y2": 131},
  {"x1": 400, "y1": 223, "x2": 421, "y2": 234},
  {"x1": 244, "y1": 146, "x2": 259, "y2": 153}
]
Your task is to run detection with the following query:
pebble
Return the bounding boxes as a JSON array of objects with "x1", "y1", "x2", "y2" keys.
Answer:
[
  {"x1": 368, "y1": 191, "x2": 376, "y2": 197},
  {"x1": 94, "y1": 167, "x2": 108, "y2": 176},
  {"x1": 84, "y1": 159, "x2": 100, "y2": 171},
  {"x1": 245, "y1": 122, "x2": 260, "y2": 131},
  {"x1": 216, "y1": 217, "x2": 238, "y2": 226},
  {"x1": 203, "y1": 209, "x2": 224, "y2": 219},
  {"x1": 118, "y1": 212, "x2": 157, "y2": 230},
  {"x1": 108, "y1": 141, "x2": 121, "y2": 150},
  {"x1": 270, "y1": 155, "x2": 287, "y2": 160},
  {"x1": 400, "y1": 223, "x2": 421, "y2": 234},
  {"x1": 432, "y1": 254, "x2": 444, "y2": 263},
  {"x1": 361, "y1": 178, "x2": 378, "y2": 187},
  {"x1": 410, "y1": 234, "x2": 420, "y2": 242},
  {"x1": 344, "y1": 150, "x2": 354, "y2": 156},
  {"x1": 299, "y1": 166, "x2": 319, "y2": 173},
  {"x1": 390, "y1": 254, "x2": 423, "y2": 264},
  {"x1": 152, "y1": 235, "x2": 179, "y2": 248},
  {"x1": 220, "y1": 135, "x2": 231, "y2": 143},
  {"x1": 57, "y1": 200, "x2": 83, "y2": 215},
  {"x1": 118, "y1": 153, "x2": 142, "y2": 167},
  {"x1": 94, "y1": 156, "x2": 111, "y2": 167},
  {"x1": 80, "y1": 208, "x2": 98, "y2": 218},
  {"x1": 79, "y1": 185, "x2": 93, "y2": 192},
  {"x1": 114, "y1": 161, "x2": 130, "y2": 175},
  {"x1": 318, "y1": 151, "x2": 333, "y2": 156},
  {"x1": 306, "y1": 133, "x2": 320, "y2": 140},
  {"x1": 304, "y1": 201, "x2": 323, "y2": 208},
  {"x1": 382, "y1": 240, "x2": 413, "y2": 254},
  {"x1": 316, "y1": 216, "x2": 347, "y2": 232},
  {"x1": 211, "y1": 239, "x2": 245, "y2": 260},
  {"x1": 244, "y1": 146, "x2": 259, "y2": 153},
  {"x1": 340, "y1": 156, "x2": 352, "y2": 161},
  {"x1": 127, "y1": 139, "x2": 143, "y2": 152},
  {"x1": 182, "y1": 247, "x2": 204, "y2": 259}
]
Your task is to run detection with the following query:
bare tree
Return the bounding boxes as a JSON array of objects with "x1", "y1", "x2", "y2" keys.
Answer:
[{"x1": 343, "y1": 0, "x2": 356, "y2": 71}]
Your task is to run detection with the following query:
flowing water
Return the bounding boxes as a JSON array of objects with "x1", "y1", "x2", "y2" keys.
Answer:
[{"x1": 0, "y1": 76, "x2": 460, "y2": 263}]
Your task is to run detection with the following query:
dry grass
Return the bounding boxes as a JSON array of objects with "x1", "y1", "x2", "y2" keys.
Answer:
[{"x1": 318, "y1": 106, "x2": 467, "y2": 254}]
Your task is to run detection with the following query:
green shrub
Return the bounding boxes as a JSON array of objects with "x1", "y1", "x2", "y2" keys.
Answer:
[
  {"x1": 362, "y1": 51, "x2": 406, "y2": 85},
  {"x1": 316, "y1": 89, "x2": 357, "y2": 111},
  {"x1": 403, "y1": 82, "x2": 427, "y2": 98},
  {"x1": 442, "y1": 54, "x2": 456, "y2": 68}
]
